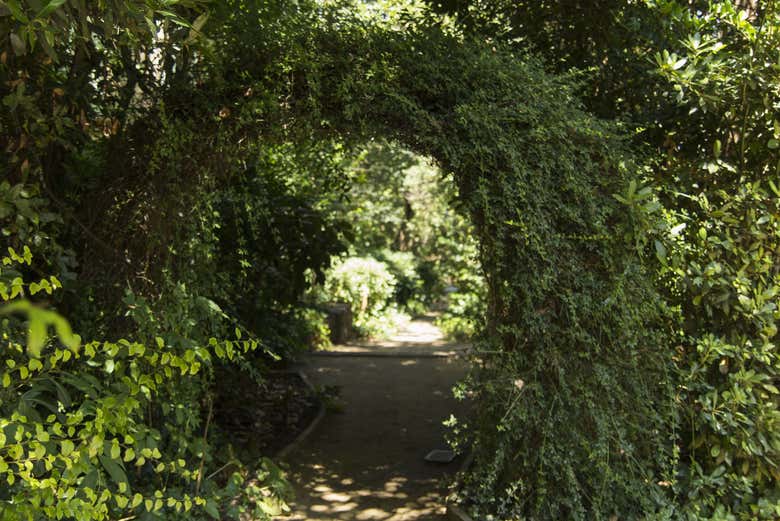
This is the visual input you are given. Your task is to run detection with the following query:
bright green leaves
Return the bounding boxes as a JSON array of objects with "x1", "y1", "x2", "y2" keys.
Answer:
[
  {"x1": 123, "y1": 447, "x2": 135, "y2": 462},
  {"x1": 1, "y1": 247, "x2": 80, "y2": 357},
  {"x1": 0, "y1": 300, "x2": 81, "y2": 357},
  {"x1": 322, "y1": 256, "x2": 397, "y2": 334},
  {"x1": 60, "y1": 439, "x2": 74, "y2": 457},
  {"x1": 0, "y1": 251, "x2": 237, "y2": 521},
  {"x1": 4, "y1": 246, "x2": 32, "y2": 265},
  {"x1": 654, "y1": 49, "x2": 688, "y2": 74},
  {"x1": 713, "y1": 139, "x2": 722, "y2": 158},
  {"x1": 109, "y1": 439, "x2": 121, "y2": 460}
]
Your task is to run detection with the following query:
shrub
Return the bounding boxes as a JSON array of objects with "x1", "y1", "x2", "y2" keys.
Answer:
[
  {"x1": 436, "y1": 289, "x2": 483, "y2": 341},
  {"x1": 0, "y1": 249, "x2": 291, "y2": 520},
  {"x1": 322, "y1": 257, "x2": 398, "y2": 336},
  {"x1": 374, "y1": 249, "x2": 426, "y2": 313}
]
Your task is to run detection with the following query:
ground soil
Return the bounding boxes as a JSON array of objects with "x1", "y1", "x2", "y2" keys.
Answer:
[{"x1": 213, "y1": 370, "x2": 321, "y2": 460}]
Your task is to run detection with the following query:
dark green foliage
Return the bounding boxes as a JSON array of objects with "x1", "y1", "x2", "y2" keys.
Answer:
[
  {"x1": 646, "y1": 4, "x2": 780, "y2": 517},
  {"x1": 211, "y1": 142, "x2": 349, "y2": 354},
  {"x1": 428, "y1": 1, "x2": 780, "y2": 517},
  {"x1": 211, "y1": 8, "x2": 675, "y2": 517},
  {"x1": 6, "y1": 1, "x2": 776, "y2": 520},
  {"x1": 2, "y1": 1, "x2": 674, "y2": 518},
  {"x1": 0, "y1": 2, "x2": 335, "y2": 518},
  {"x1": 426, "y1": 0, "x2": 671, "y2": 121}
]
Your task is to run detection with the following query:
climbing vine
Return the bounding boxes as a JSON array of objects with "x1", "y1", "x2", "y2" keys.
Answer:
[{"x1": 2, "y1": 1, "x2": 777, "y2": 520}]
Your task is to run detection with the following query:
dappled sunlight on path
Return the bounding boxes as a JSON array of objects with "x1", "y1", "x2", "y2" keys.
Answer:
[
  {"x1": 321, "y1": 316, "x2": 469, "y2": 357},
  {"x1": 277, "y1": 341, "x2": 467, "y2": 520}
]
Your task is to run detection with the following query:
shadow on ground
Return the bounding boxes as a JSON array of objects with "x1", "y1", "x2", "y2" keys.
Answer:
[{"x1": 278, "y1": 353, "x2": 467, "y2": 521}]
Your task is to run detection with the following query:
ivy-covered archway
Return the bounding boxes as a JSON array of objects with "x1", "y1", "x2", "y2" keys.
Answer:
[
  {"x1": 214, "y1": 11, "x2": 674, "y2": 519},
  {"x1": 0, "y1": 3, "x2": 675, "y2": 519}
]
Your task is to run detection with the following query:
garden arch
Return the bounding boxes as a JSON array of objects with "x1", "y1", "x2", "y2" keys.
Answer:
[{"x1": 220, "y1": 17, "x2": 674, "y2": 519}]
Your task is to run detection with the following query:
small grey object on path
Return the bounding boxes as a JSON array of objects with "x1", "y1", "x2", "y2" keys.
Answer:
[
  {"x1": 424, "y1": 450, "x2": 456, "y2": 464},
  {"x1": 276, "y1": 318, "x2": 468, "y2": 520}
]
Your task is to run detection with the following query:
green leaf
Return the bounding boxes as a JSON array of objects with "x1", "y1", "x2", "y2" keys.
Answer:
[
  {"x1": 713, "y1": 139, "x2": 721, "y2": 158},
  {"x1": 654, "y1": 240, "x2": 667, "y2": 262},
  {"x1": 36, "y1": 0, "x2": 67, "y2": 19},
  {"x1": 51, "y1": 313, "x2": 80, "y2": 352},
  {"x1": 99, "y1": 454, "x2": 128, "y2": 486},
  {"x1": 61, "y1": 439, "x2": 74, "y2": 457},
  {"x1": 27, "y1": 314, "x2": 47, "y2": 357},
  {"x1": 123, "y1": 447, "x2": 135, "y2": 462},
  {"x1": 710, "y1": 445, "x2": 720, "y2": 457},
  {"x1": 186, "y1": 12, "x2": 209, "y2": 43},
  {"x1": 5, "y1": 1, "x2": 29, "y2": 23},
  {"x1": 204, "y1": 499, "x2": 220, "y2": 519}
]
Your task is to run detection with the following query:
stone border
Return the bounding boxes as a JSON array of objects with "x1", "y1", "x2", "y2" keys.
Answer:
[
  {"x1": 274, "y1": 370, "x2": 327, "y2": 460},
  {"x1": 445, "y1": 452, "x2": 475, "y2": 521},
  {"x1": 446, "y1": 503, "x2": 475, "y2": 521}
]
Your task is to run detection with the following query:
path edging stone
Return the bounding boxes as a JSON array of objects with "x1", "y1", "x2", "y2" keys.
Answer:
[
  {"x1": 446, "y1": 503, "x2": 475, "y2": 521},
  {"x1": 445, "y1": 452, "x2": 475, "y2": 521},
  {"x1": 274, "y1": 370, "x2": 326, "y2": 460}
]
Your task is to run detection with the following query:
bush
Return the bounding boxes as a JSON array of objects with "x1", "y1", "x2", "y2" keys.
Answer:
[
  {"x1": 0, "y1": 249, "x2": 290, "y2": 521},
  {"x1": 322, "y1": 256, "x2": 399, "y2": 336},
  {"x1": 374, "y1": 249, "x2": 426, "y2": 314},
  {"x1": 436, "y1": 289, "x2": 483, "y2": 341}
]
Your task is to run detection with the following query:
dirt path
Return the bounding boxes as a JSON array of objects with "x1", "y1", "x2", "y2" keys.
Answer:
[
  {"x1": 318, "y1": 315, "x2": 469, "y2": 357},
  {"x1": 277, "y1": 320, "x2": 468, "y2": 520}
]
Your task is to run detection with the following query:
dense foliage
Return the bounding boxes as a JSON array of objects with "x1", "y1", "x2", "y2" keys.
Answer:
[
  {"x1": 652, "y1": 4, "x2": 780, "y2": 517},
  {"x1": 1, "y1": 1, "x2": 778, "y2": 520},
  {"x1": 322, "y1": 256, "x2": 398, "y2": 335},
  {"x1": 0, "y1": 2, "x2": 334, "y2": 519},
  {"x1": 428, "y1": 1, "x2": 780, "y2": 518},
  {"x1": 184, "y1": 4, "x2": 678, "y2": 519}
]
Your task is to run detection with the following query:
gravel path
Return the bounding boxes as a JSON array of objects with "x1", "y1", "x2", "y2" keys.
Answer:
[{"x1": 277, "y1": 320, "x2": 468, "y2": 520}]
